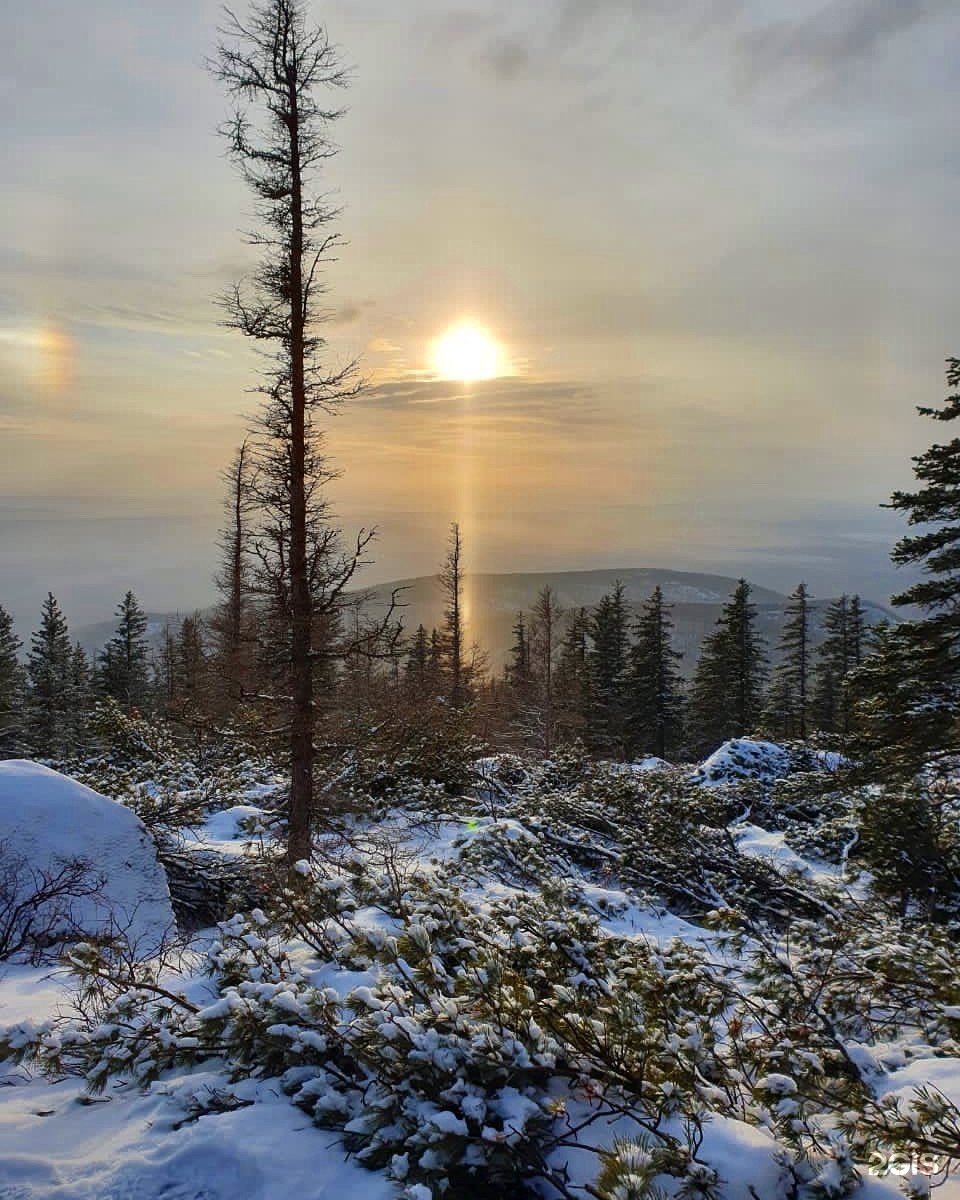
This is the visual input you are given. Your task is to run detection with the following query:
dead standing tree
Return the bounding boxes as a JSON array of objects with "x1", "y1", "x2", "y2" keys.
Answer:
[{"x1": 212, "y1": 0, "x2": 365, "y2": 864}]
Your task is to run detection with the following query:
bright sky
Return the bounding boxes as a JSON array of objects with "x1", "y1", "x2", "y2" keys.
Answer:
[{"x1": 3, "y1": 0, "x2": 959, "y2": 629}]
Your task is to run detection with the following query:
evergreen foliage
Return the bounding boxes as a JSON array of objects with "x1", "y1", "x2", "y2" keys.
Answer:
[
  {"x1": 624, "y1": 586, "x2": 684, "y2": 759},
  {"x1": 25, "y1": 593, "x2": 75, "y2": 757},
  {"x1": 438, "y1": 523, "x2": 471, "y2": 707},
  {"x1": 861, "y1": 359, "x2": 960, "y2": 774},
  {"x1": 687, "y1": 579, "x2": 768, "y2": 756},
  {"x1": 553, "y1": 607, "x2": 590, "y2": 745},
  {"x1": 763, "y1": 582, "x2": 811, "y2": 740},
  {"x1": 97, "y1": 591, "x2": 151, "y2": 712},
  {"x1": 0, "y1": 605, "x2": 25, "y2": 757},
  {"x1": 587, "y1": 582, "x2": 630, "y2": 757},
  {"x1": 811, "y1": 594, "x2": 866, "y2": 736},
  {"x1": 505, "y1": 612, "x2": 532, "y2": 698},
  {"x1": 404, "y1": 624, "x2": 431, "y2": 688}
]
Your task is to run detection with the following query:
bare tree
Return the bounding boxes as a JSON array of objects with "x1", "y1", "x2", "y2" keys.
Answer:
[{"x1": 213, "y1": 1, "x2": 365, "y2": 863}]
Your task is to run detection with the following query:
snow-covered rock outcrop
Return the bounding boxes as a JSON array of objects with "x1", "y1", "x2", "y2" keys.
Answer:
[{"x1": 0, "y1": 760, "x2": 175, "y2": 955}]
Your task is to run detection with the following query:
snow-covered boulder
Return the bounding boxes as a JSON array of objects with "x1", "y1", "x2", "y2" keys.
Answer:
[
  {"x1": 693, "y1": 738, "x2": 792, "y2": 787},
  {"x1": 693, "y1": 739, "x2": 847, "y2": 788},
  {"x1": 0, "y1": 761, "x2": 175, "y2": 956}
]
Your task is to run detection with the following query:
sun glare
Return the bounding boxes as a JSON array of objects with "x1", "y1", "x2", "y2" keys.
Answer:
[{"x1": 432, "y1": 323, "x2": 499, "y2": 382}]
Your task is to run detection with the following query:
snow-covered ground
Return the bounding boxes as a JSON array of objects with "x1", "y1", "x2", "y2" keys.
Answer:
[{"x1": 2, "y1": 747, "x2": 958, "y2": 1199}]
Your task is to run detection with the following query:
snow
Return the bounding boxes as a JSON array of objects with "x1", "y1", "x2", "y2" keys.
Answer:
[
  {"x1": 0, "y1": 964, "x2": 73, "y2": 1027},
  {"x1": 734, "y1": 823, "x2": 813, "y2": 875},
  {"x1": 2, "y1": 751, "x2": 960, "y2": 1200},
  {"x1": 694, "y1": 738, "x2": 792, "y2": 786},
  {"x1": 183, "y1": 804, "x2": 267, "y2": 856},
  {"x1": 609, "y1": 756, "x2": 671, "y2": 774},
  {"x1": 0, "y1": 761, "x2": 175, "y2": 954},
  {"x1": 0, "y1": 1066, "x2": 395, "y2": 1200}
]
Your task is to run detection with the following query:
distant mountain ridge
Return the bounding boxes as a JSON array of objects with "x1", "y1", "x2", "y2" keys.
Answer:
[
  {"x1": 73, "y1": 567, "x2": 897, "y2": 675},
  {"x1": 358, "y1": 568, "x2": 896, "y2": 673}
]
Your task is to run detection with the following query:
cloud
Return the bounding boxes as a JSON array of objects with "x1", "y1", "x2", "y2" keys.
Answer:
[
  {"x1": 332, "y1": 299, "x2": 377, "y2": 325},
  {"x1": 476, "y1": 37, "x2": 531, "y2": 81},
  {"x1": 358, "y1": 376, "x2": 602, "y2": 426},
  {"x1": 736, "y1": 0, "x2": 956, "y2": 85}
]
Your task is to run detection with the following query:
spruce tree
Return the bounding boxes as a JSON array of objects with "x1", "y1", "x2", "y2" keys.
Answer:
[
  {"x1": 438, "y1": 523, "x2": 469, "y2": 707},
  {"x1": 505, "y1": 612, "x2": 533, "y2": 697},
  {"x1": 625, "y1": 586, "x2": 684, "y2": 760},
  {"x1": 554, "y1": 607, "x2": 590, "y2": 744},
  {"x1": 25, "y1": 593, "x2": 74, "y2": 757},
  {"x1": 178, "y1": 615, "x2": 207, "y2": 707},
  {"x1": 688, "y1": 579, "x2": 767, "y2": 756},
  {"x1": 764, "y1": 583, "x2": 811, "y2": 740},
  {"x1": 404, "y1": 624, "x2": 430, "y2": 688},
  {"x1": 849, "y1": 625, "x2": 928, "y2": 776},
  {"x1": 66, "y1": 641, "x2": 93, "y2": 746},
  {"x1": 848, "y1": 595, "x2": 867, "y2": 668},
  {"x1": 529, "y1": 586, "x2": 563, "y2": 756},
  {"x1": 587, "y1": 582, "x2": 630, "y2": 757},
  {"x1": 0, "y1": 605, "x2": 25, "y2": 757},
  {"x1": 210, "y1": 440, "x2": 256, "y2": 711},
  {"x1": 98, "y1": 591, "x2": 151, "y2": 713},
  {"x1": 812, "y1": 594, "x2": 866, "y2": 736},
  {"x1": 861, "y1": 359, "x2": 960, "y2": 773}
]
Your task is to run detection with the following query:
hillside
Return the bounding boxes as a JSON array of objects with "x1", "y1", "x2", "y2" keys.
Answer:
[
  {"x1": 73, "y1": 568, "x2": 896, "y2": 675},
  {"x1": 356, "y1": 568, "x2": 897, "y2": 673}
]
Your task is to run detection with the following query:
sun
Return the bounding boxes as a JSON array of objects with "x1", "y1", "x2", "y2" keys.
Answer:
[{"x1": 432, "y1": 322, "x2": 499, "y2": 382}]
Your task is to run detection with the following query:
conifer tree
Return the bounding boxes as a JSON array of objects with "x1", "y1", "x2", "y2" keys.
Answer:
[
  {"x1": 178, "y1": 615, "x2": 207, "y2": 706},
  {"x1": 857, "y1": 359, "x2": 960, "y2": 774},
  {"x1": 554, "y1": 607, "x2": 590, "y2": 744},
  {"x1": 0, "y1": 605, "x2": 25, "y2": 757},
  {"x1": 688, "y1": 579, "x2": 767, "y2": 756},
  {"x1": 625, "y1": 586, "x2": 684, "y2": 759},
  {"x1": 529, "y1": 586, "x2": 563, "y2": 756},
  {"x1": 25, "y1": 593, "x2": 74, "y2": 757},
  {"x1": 98, "y1": 591, "x2": 151, "y2": 713},
  {"x1": 210, "y1": 440, "x2": 257, "y2": 711},
  {"x1": 763, "y1": 582, "x2": 811, "y2": 740},
  {"x1": 848, "y1": 625, "x2": 923, "y2": 775},
  {"x1": 214, "y1": 0, "x2": 371, "y2": 865},
  {"x1": 587, "y1": 582, "x2": 630, "y2": 757},
  {"x1": 404, "y1": 624, "x2": 430, "y2": 688},
  {"x1": 67, "y1": 641, "x2": 93, "y2": 746},
  {"x1": 438, "y1": 523, "x2": 469, "y2": 707},
  {"x1": 429, "y1": 628, "x2": 443, "y2": 677},
  {"x1": 848, "y1": 595, "x2": 867, "y2": 668},
  {"x1": 505, "y1": 612, "x2": 532, "y2": 697},
  {"x1": 811, "y1": 594, "x2": 867, "y2": 736},
  {"x1": 157, "y1": 623, "x2": 178, "y2": 714}
]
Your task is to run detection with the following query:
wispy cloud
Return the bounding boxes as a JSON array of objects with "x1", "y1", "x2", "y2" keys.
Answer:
[{"x1": 737, "y1": 0, "x2": 956, "y2": 85}]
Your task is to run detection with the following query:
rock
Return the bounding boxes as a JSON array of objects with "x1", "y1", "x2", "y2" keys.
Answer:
[{"x1": 0, "y1": 761, "x2": 175, "y2": 957}]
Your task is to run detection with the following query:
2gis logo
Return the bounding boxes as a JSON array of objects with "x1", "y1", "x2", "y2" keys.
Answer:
[{"x1": 867, "y1": 1147, "x2": 954, "y2": 1180}]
